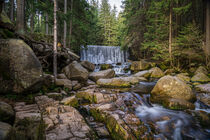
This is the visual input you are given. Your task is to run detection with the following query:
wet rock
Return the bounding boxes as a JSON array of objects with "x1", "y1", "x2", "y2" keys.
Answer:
[
  {"x1": 100, "y1": 64, "x2": 113, "y2": 70},
  {"x1": 0, "y1": 39, "x2": 43, "y2": 93},
  {"x1": 133, "y1": 70, "x2": 151, "y2": 78},
  {"x1": 191, "y1": 110, "x2": 210, "y2": 129},
  {"x1": 151, "y1": 76, "x2": 196, "y2": 108},
  {"x1": 191, "y1": 72, "x2": 210, "y2": 83},
  {"x1": 61, "y1": 95, "x2": 79, "y2": 107},
  {"x1": 43, "y1": 74, "x2": 54, "y2": 88},
  {"x1": 197, "y1": 93, "x2": 210, "y2": 106},
  {"x1": 0, "y1": 101, "x2": 14, "y2": 124},
  {"x1": 166, "y1": 98, "x2": 195, "y2": 110},
  {"x1": 176, "y1": 73, "x2": 190, "y2": 83},
  {"x1": 73, "y1": 82, "x2": 82, "y2": 91},
  {"x1": 63, "y1": 61, "x2": 89, "y2": 81},
  {"x1": 89, "y1": 69, "x2": 115, "y2": 82},
  {"x1": 149, "y1": 67, "x2": 164, "y2": 78},
  {"x1": 195, "y1": 66, "x2": 208, "y2": 75},
  {"x1": 80, "y1": 61, "x2": 95, "y2": 72},
  {"x1": 57, "y1": 73, "x2": 67, "y2": 79},
  {"x1": 130, "y1": 60, "x2": 150, "y2": 72},
  {"x1": 0, "y1": 121, "x2": 12, "y2": 140},
  {"x1": 195, "y1": 84, "x2": 210, "y2": 93},
  {"x1": 164, "y1": 69, "x2": 175, "y2": 75},
  {"x1": 132, "y1": 82, "x2": 156, "y2": 94}
]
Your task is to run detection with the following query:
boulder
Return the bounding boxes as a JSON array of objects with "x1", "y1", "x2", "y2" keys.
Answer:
[
  {"x1": 176, "y1": 73, "x2": 190, "y2": 83},
  {"x1": 80, "y1": 61, "x2": 95, "y2": 72},
  {"x1": 57, "y1": 74, "x2": 67, "y2": 79},
  {"x1": 63, "y1": 61, "x2": 89, "y2": 81},
  {"x1": 149, "y1": 67, "x2": 164, "y2": 78},
  {"x1": 55, "y1": 79, "x2": 72, "y2": 90},
  {"x1": 133, "y1": 70, "x2": 151, "y2": 78},
  {"x1": 87, "y1": 79, "x2": 96, "y2": 86},
  {"x1": 89, "y1": 69, "x2": 115, "y2": 82},
  {"x1": 130, "y1": 60, "x2": 150, "y2": 71},
  {"x1": 0, "y1": 39, "x2": 43, "y2": 93},
  {"x1": 195, "y1": 84, "x2": 210, "y2": 93},
  {"x1": 197, "y1": 93, "x2": 210, "y2": 106},
  {"x1": 132, "y1": 82, "x2": 156, "y2": 94},
  {"x1": 191, "y1": 73, "x2": 210, "y2": 83},
  {"x1": 97, "y1": 77, "x2": 132, "y2": 88},
  {"x1": 61, "y1": 96, "x2": 79, "y2": 107},
  {"x1": 100, "y1": 64, "x2": 113, "y2": 70},
  {"x1": 166, "y1": 98, "x2": 195, "y2": 110},
  {"x1": 0, "y1": 122, "x2": 12, "y2": 140},
  {"x1": 195, "y1": 66, "x2": 208, "y2": 75},
  {"x1": 0, "y1": 102, "x2": 14, "y2": 124},
  {"x1": 46, "y1": 92, "x2": 63, "y2": 100},
  {"x1": 151, "y1": 76, "x2": 196, "y2": 109}
]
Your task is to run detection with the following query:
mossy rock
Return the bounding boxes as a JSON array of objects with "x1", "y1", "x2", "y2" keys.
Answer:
[{"x1": 100, "y1": 64, "x2": 113, "y2": 70}]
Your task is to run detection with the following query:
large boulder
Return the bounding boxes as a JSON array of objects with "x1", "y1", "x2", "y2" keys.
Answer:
[
  {"x1": 63, "y1": 61, "x2": 89, "y2": 81},
  {"x1": 151, "y1": 76, "x2": 196, "y2": 109},
  {"x1": 89, "y1": 69, "x2": 115, "y2": 82},
  {"x1": 130, "y1": 60, "x2": 150, "y2": 71},
  {"x1": 195, "y1": 84, "x2": 210, "y2": 93},
  {"x1": 176, "y1": 73, "x2": 190, "y2": 83},
  {"x1": 80, "y1": 61, "x2": 95, "y2": 72},
  {"x1": 133, "y1": 70, "x2": 151, "y2": 78},
  {"x1": 0, "y1": 39, "x2": 43, "y2": 93},
  {"x1": 191, "y1": 72, "x2": 210, "y2": 83}
]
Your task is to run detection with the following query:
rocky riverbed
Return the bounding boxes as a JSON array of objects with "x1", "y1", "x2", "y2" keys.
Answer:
[{"x1": 0, "y1": 40, "x2": 210, "y2": 139}]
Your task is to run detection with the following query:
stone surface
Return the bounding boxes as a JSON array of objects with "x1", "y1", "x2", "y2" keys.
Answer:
[
  {"x1": 191, "y1": 73, "x2": 210, "y2": 83},
  {"x1": 195, "y1": 66, "x2": 208, "y2": 75},
  {"x1": 87, "y1": 79, "x2": 96, "y2": 86},
  {"x1": 195, "y1": 84, "x2": 210, "y2": 93},
  {"x1": 35, "y1": 96, "x2": 96, "y2": 140},
  {"x1": 89, "y1": 69, "x2": 115, "y2": 82},
  {"x1": 61, "y1": 96, "x2": 79, "y2": 107},
  {"x1": 166, "y1": 98, "x2": 195, "y2": 110},
  {"x1": 63, "y1": 61, "x2": 89, "y2": 81},
  {"x1": 46, "y1": 92, "x2": 63, "y2": 100},
  {"x1": 100, "y1": 64, "x2": 113, "y2": 70},
  {"x1": 57, "y1": 74, "x2": 67, "y2": 79},
  {"x1": 0, "y1": 39, "x2": 43, "y2": 93},
  {"x1": 176, "y1": 73, "x2": 190, "y2": 83},
  {"x1": 133, "y1": 70, "x2": 151, "y2": 78},
  {"x1": 97, "y1": 78, "x2": 131, "y2": 88},
  {"x1": 0, "y1": 121, "x2": 12, "y2": 140},
  {"x1": 132, "y1": 82, "x2": 156, "y2": 94},
  {"x1": 149, "y1": 67, "x2": 164, "y2": 78},
  {"x1": 80, "y1": 61, "x2": 95, "y2": 72},
  {"x1": 55, "y1": 79, "x2": 72, "y2": 89},
  {"x1": 197, "y1": 93, "x2": 210, "y2": 106},
  {"x1": 0, "y1": 101, "x2": 14, "y2": 124},
  {"x1": 130, "y1": 60, "x2": 150, "y2": 71},
  {"x1": 151, "y1": 76, "x2": 196, "y2": 108}
]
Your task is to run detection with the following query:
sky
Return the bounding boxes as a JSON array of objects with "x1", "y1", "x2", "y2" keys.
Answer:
[{"x1": 99, "y1": 0, "x2": 123, "y2": 13}]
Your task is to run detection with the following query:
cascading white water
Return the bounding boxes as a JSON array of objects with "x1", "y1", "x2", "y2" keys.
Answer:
[
  {"x1": 80, "y1": 45, "x2": 128, "y2": 64},
  {"x1": 80, "y1": 45, "x2": 130, "y2": 75}
]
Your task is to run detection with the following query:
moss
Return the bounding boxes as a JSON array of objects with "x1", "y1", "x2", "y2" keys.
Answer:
[
  {"x1": 89, "y1": 108, "x2": 105, "y2": 122},
  {"x1": 0, "y1": 11, "x2": 13, "y2": 24}
]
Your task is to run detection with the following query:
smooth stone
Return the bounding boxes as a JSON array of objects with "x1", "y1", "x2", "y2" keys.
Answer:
[
  {"x1": 0, "y1": 121, "x2": 12, "y2": 140},
  {"x1": 89, "y1": 69, "x2": 115, "y2": 82}
]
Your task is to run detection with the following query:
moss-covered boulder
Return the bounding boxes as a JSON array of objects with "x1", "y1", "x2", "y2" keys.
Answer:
[
  {"x1": 89, "y1": 69, "x2": 115, "y2": 82},
  {"x1": 0, "y1": 102, "x2": 14, "y2": 124},
  {"x1": 97, "y1": 77, "x2": 131, "y2": 88},
  {"x1": 61, "y1": 95, "x2": 79, "y2": 107},
  {"x1": 176, "y1": 73, "x2": 190, "y2": 83},
  {"x1": 100, "y1": 64, "x2": 113, "y2": 70},
  {"x1": 191, "y1": 73, "x2": 210, "y2": 83},
  {"x1": 149, "y1": 67, "x2": 164, "y2": 78},
  {"x1": 133, "y1": 70, "x2": 151, "y2": 78},
  {"x1": 0, "y1": 39, "x2": 43, "y2": 94},
  {"x1": 151, "y1": 76, "x2": 196, "y2": 109},
  {"x1": 195, "y1": 66, "x2": 208, "y2": 75},
  {"x1": 165, "y1": 98, "x2": 195, "y2": 110},
  {"x1": 195, "y1": 84, "x2": 210, "y2": 93}
]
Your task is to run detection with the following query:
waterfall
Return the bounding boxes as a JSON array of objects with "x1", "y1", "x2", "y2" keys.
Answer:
[{"x1": 80, "y1": 45, "x2": 128, "y2": 64}]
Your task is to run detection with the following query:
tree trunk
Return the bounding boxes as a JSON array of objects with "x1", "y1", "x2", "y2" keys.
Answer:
[
  {"x1": 169, "y1": 3, "x2": 172, "y2": 66},
  {"x1": 16, "y1": 0, "x2": 25, "y2": 34},
  {"x1": 63, "y1": 0, "x2": 67, "y2": 48},
  {"x1": 53, "y1": 0, "x2": 58, "y2": 79},
  {"x1": 46, "y1": 13, "x2": 49, "y2": 35},
  {"x1": 69, "y1": 0, "x2": 73, "y2": 49},
  {"x1": 0, "y1": 0, "x2": 4, "y2": 13},
  {"x1": 206, "y1": 0, "x2": 210, "y2": 56},
  {"x1": 30, "y1": 3, "x2": 34, "y2": 33},
  {"x1": 10, "y1": 0, "x2": 14, "y2": 22}
]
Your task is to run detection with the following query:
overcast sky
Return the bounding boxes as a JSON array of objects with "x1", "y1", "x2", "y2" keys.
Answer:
[{"x1": 99, "y1": 0, "x2": 123, "y2": 13}]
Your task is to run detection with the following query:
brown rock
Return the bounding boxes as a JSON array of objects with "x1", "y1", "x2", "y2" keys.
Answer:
[
  {"x1": 89, "y1": 69, "x2": 115, "y2": 82},
  {"x1": 80, "y1": 61, "x2": 95, "y2": 72}
]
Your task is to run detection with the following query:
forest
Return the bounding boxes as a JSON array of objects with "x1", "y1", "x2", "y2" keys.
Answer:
[{"x1": 0, "y1": 0, "x2": 210, "y2": 140}]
